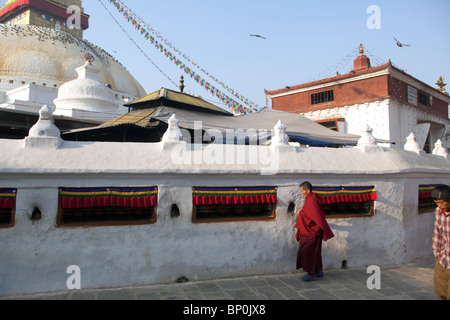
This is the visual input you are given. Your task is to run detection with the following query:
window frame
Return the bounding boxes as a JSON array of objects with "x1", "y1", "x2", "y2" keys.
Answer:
[
  {"x1": 0, "y1": 207, "x2": 15, "y2": 229},
  {"x1": 0, "y1": 188, "x2": 16, "y2": 229},
  {"x1": 316, "y1": 118, "x2": 346, "y2": 132},
  {"x1": 321, "y1": 200, "x2": 375, "y2": 219},
  {"x1": 418, "y1": 184, "x2": 438, "y2": 214},
  {"x1": 311, "y1": 90, "x2": 334, "y2": 105},
  {"x1": 418, "y1": 91, "x2": 429, "y2": 106},
  {"x1": 312, "y1": 186, "x2": 376, "y2": 219},
  {"x1": 192, "y1": 186, "x2": 277, "y2": 223},
  {"x1": 57, "y1": 205, "x2": 157, "y2": 228},
  {"x1": 57, "y1": 186, "x2": 158, "y2": 228}
]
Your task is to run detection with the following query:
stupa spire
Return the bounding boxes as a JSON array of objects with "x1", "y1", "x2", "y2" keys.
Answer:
[
  {"x1": 353, "y1": 43, "x2": 371, "y2": 71},
  {"x1": 0, "y1": 0, "x2": 89, "y2": 38}
]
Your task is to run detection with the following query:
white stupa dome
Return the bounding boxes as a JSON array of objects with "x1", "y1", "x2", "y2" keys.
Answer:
[
  {"x1": 54, "y1": 60, "x2": 119, "y2": 117},
  {"x1": 0, "y1": 24, "x2": 146, "y2": 100}
]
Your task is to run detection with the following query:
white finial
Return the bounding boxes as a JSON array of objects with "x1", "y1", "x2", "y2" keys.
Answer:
[
  {"x1": 357, "y1": 124, "x2": 379, "y2": 152},
  {"x1": 404, "y1": 133, "x2": 424, "y2": 155},
  {"x1": 432, "y1": 139, "x2": 449, "y2": 158},
  {"x1": 358, "y1": 124, "x2": 377, "y2": 146},
  {"x1": 162, "y1": 114, "x2": 184, "y2": 143},
  {"x1": 272, "y1": 120, "x2": 289, "y2": 146},
  {"x1": 38, "y1": 104, "x2": 53, "y2": 121},
  {"x1": 28, "y1": 105, "x2": 60, "y2": 138},
  {"x1": 25, "y1": 105, "x2": 62, "y2": 148}
]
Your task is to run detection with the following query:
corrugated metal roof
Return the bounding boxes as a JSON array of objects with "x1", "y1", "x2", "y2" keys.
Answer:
[
  {"x1": 99, "y1": 108, "x2": 158, "y2": 128},
  {"x1": 126, "y1": 88, "x2": 232, "y2": 115}
]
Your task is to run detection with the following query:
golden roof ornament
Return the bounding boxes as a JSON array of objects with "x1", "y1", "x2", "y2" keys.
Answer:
[
  {"x1": 179, "y1": 75, "x2": 185, "y2": 93},
  {"x1": 436, "y1": 76, "x2": 448, "y2": 95},
  {"x1": 359, "y1": 44, "x2": 364, "y2": 56}
]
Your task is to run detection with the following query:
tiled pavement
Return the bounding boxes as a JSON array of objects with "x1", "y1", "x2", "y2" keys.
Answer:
[{"x1": 0, "y1": 254, "x2": 441, "y2": 301}]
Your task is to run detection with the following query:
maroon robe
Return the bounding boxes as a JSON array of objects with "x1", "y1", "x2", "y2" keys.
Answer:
[{"x1": 295, "y1": 192, "x2": 334, "y2": 274}]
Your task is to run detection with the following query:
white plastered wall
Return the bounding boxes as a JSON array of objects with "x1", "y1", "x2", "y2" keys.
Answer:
[{"x1": 0, "y1": 137, "x2": 448, "y2": 295}]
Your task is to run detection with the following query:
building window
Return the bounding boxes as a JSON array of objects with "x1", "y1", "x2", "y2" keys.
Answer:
[
  {"x1": 407, "y1": 85, "x2": 418, "y2": 106},
  {"x1": 418, "y1": 92, "x2": 428, "y2": 106},
  {"x1": 0, "y1": 189, "x2": 16, "y2": 229},
  {"x1": 313, "y1": 186, "x2": 376, "y2": 218},
  {"x1": 418, "y1": 184, "x2": 438, "y2": 213},
  {"x1": 311, "y1": 90, "x2": 334, "y2": 105},
  {"x1": 58, "y1": 187, "x2": 158, "y2": 227},
  {"x1": 192, "y1": 186, "x2": 277, "y2": 223},
  {"x1": 316, "y1": 118, "x2": 346, "y2": 132}
]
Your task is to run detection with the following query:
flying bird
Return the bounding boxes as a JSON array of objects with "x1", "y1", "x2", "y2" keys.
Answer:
[
  {"x1": 250, "y1": 34, "x2": 266, "y2": 39},
  {"x1": 394, "y1": 37, "x2": 411, "y2": 47}
]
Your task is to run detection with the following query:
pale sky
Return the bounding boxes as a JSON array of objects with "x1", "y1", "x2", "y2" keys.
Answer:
[{"x1": 4, "y1": 0, "x2": 450, "y2": 111}]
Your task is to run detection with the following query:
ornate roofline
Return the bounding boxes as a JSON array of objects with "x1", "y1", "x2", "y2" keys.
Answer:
[{"x1": 0, "y1": 0, "x2": 89, "y2": 29}]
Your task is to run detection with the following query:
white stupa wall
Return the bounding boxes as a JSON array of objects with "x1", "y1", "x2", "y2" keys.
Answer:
[
  {"x1": 0, "y1": 84, "x2": 58, "y2": 112},
  {"x1": 0, "y1": 122, "x2": 449, "y2": 295},
  {"x1": 302, "y1": 98, "x2": 450, "y2": 149}
]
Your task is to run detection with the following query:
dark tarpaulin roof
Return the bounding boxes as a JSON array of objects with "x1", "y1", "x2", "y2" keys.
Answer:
[
  {"x1": 63, "y1": 106, "x2": 361, "y2": 146},
  {"x1": 150, "y1": 106, "x2": 361, "y2": 146},
  {"x1": 64, "y1": 85, "x2": 362, "y2": 146},
  {"x1": 123, "y1": 87, "x2": 360, "y2": 146}
]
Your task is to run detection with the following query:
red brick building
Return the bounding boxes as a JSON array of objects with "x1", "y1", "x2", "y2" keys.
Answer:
[{"x1": 265, "y1": 45, "x2": 450, "y2": 152}]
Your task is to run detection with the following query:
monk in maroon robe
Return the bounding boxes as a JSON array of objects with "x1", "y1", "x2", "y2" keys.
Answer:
[{"x1": 295, "y1": 181, "x2": 334, "y2": 281}]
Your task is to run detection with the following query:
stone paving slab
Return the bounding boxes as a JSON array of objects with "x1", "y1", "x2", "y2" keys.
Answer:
[{"x1": 0, "y1": 254, "x2": 441, "y2": 301}]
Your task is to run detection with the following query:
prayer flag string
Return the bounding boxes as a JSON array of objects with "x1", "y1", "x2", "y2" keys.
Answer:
[
  {"x1": 98, "y1": 0, "x2": 178, "y2": 88},
  {"x1": 104, "y1": 0, "x2": 262, "y2": 114}
]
